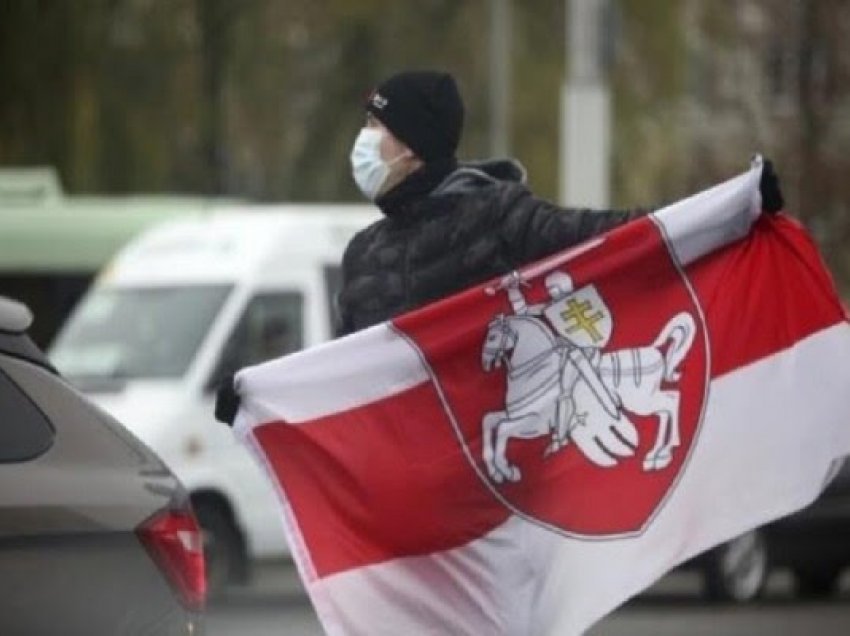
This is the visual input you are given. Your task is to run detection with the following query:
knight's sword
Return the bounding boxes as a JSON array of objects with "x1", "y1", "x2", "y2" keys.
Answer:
[{"x1": 484, "y1": 237, "x2": 605, "y2": 295}]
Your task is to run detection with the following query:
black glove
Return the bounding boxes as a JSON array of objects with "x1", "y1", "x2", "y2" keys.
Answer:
[
  {"x1": 214, "y1": 373, "x2": 240, "y2": 426},
  {"x1": 759, "y1": 158, "x2": 784, "y2": 215}
]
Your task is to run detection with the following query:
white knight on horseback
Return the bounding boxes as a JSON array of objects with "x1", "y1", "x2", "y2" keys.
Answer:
[{"x1": 481, "y1": 269, "x2": 696, "y2": 484}]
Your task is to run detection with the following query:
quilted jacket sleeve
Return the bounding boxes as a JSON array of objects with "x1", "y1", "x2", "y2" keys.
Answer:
[
  {"x1": 334, "y1": 229, "x2": 367, "y2": 338},
  {"x1": 496, "y1": 184, "x2": 646, "y2": 265}
]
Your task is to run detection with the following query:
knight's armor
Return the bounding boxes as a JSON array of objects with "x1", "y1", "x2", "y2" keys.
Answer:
[{"x1": 502, "y1": 269, "x2": 620, "y2": 420}]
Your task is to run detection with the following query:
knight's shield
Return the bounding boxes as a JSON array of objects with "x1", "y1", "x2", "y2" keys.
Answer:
[{"x1": 543, "y1": 285, "x2": 613, "y2": 348}]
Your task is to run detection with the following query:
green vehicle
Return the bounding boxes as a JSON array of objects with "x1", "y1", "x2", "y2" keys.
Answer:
[{"x1": 0, "y1": 167, "x2": 218, "y2": 347}]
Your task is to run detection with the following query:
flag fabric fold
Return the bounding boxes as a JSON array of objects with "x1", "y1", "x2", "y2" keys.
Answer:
[{"x1": 234, "y1": 158, "x2": 850, "y2": 636}]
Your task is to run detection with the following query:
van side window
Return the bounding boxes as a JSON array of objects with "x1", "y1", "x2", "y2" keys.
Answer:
[
  {"x1": 207, "y1": 293, "x2": 303, "y2": 391},
  {"x1": 0, "y1": 366, "x2": 55, "y2": 462}
]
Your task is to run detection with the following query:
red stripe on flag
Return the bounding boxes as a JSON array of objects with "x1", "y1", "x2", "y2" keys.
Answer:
[
  {"x1": 253, "y1": 382, "x2": 509, "y2": 579},
  {"x1": 687, "y1": 215, "x2": 845, "y2": 378}
]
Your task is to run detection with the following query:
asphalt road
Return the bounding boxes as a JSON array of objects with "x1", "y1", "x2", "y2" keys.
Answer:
[{"x1": 207, "y1": 561, "x2": 850, "y2": 636}]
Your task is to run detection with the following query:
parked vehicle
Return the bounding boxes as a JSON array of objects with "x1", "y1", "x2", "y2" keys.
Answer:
[
  {"x1": 48, "y1": 205, "x2": 378, "y2": 597},
  {"x1": 0, "y1": 296, "x2": 205, "y2": 634},
  {"x1": 764, "y1": 456, "x2": 850, "y2": 597},
  {"x1": 687, "y1": 457, "x2": 850, "y2": 602}
]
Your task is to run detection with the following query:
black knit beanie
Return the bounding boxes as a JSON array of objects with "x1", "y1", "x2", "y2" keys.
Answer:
[{"x1": 365, "y1": 71, "x2": 464, "y2": 162}]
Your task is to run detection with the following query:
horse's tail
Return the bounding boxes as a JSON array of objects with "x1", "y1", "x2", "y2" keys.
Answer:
[{"x1": 654, "y1": 311, "x2": 696, "y2": 382}]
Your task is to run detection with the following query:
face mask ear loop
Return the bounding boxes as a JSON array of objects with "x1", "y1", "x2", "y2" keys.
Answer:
[
  {"x1": 384, "y1": 148, "x2": 411, "y2": 170},
  {"x1": 374, "y1": 149, "x2": 414, "y2": 201}
]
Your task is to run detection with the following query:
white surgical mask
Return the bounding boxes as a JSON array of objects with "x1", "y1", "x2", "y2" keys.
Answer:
[{"x1": 350, "y1": 128, "x2": 404, "y2": 201}]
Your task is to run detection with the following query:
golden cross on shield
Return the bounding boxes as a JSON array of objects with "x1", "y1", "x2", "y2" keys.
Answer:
[{"x1": 559, "y1": 298, "x2": 605, "y2": 343}]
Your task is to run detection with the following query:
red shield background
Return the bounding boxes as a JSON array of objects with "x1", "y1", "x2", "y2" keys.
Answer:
[{"x1": 396, "y1": 217, "x2": 708, "y2": 536}]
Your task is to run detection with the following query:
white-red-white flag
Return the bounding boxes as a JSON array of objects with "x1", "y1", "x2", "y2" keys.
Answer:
[{"x1": 233, "y1": 159, "x2": 850, "y2": 636}]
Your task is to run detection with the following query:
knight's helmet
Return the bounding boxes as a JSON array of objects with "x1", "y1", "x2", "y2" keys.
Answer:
[{"x1": 544, "y1": 270, "x2": 574, "y2": 300}]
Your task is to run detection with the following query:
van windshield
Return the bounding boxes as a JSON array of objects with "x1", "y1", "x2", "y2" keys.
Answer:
[{"x1": 50, "y1": 285, "x2": 231, "y2": 381}]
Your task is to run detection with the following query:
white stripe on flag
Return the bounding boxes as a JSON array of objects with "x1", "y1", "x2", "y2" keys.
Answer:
[
  {"x1": 233, "y1": 322, "x2": 426, "y2": 431},
  {"x1": 653, "y1": 157, "x2": 762, "y2": 266}
]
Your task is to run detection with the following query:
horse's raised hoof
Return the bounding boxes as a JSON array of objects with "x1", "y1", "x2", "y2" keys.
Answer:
[
  {"x1": 643, "y1": 451, "x2": 673, "y2": 472},
  {"x1": 655, "y1": 453, "x2": 673, "y2": 470},
  {"x1": 485, "y1": 464, "x2": 504, "y2": 483}
]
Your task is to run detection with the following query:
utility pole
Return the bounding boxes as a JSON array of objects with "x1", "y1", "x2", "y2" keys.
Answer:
[
  {"x1": 560, "y1": 0, "x2": 611, "y2": 206},
  {"x1": 489, "y1": 0, "x2": 512, "y2": 157}
]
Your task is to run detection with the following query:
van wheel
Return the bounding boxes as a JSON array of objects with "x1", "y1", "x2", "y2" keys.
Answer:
[
  {"x1": 704, "y1": 529, "x2": 768, "y2": 603},
  {"x1": 794, "y1": 566, "x2": 841, "y2": 599},
  {"x1": 193, "y1": 501, "x2": 244, "y2": 601}
]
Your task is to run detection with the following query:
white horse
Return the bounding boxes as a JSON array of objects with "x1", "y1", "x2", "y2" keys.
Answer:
[{"x1": 480, "y1": 311, "x2": 696, "y2": 483}]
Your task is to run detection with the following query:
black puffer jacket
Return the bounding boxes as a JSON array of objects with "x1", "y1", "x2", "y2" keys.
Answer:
[{"x1": 336, "y1": 158, "x2": 642, "y2": 336}]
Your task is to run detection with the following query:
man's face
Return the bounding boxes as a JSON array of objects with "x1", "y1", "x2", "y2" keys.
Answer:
[
  {"x1": 364, "y1": 113, "x2": 423, "y2": 194},
  {"x1": 365, "y1": 113, "x2": 409, "y2": 163}
]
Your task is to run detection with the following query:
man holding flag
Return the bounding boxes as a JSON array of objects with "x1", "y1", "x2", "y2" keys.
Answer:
[
  {"x1": 212, "y1": 72, "x2": 850, "y2": 636},
  {"x1": 216, "y1": 68, "x2": 781, "y2": 412},
  {"x1": 335, "y1": 69, "x2": 782, "y2": 337}
]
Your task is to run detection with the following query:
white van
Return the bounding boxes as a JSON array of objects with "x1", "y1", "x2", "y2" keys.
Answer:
[{"x1": 49, "y1": 205, "x2": 379, "y2": 594}]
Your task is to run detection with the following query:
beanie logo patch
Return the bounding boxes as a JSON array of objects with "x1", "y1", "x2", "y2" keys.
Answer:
[{"x1": 370, "y1": 91, "x2": 388, "y2": 110}]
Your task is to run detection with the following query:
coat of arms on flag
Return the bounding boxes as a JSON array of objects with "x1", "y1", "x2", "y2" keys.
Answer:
[{"x1": 402, "y1": 214, "x2": 710, "y2": 537}]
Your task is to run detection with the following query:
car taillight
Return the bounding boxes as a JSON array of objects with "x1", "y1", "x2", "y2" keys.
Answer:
[{"x1": 138, "y1": 508, "x2": 207, "y2": 611}]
